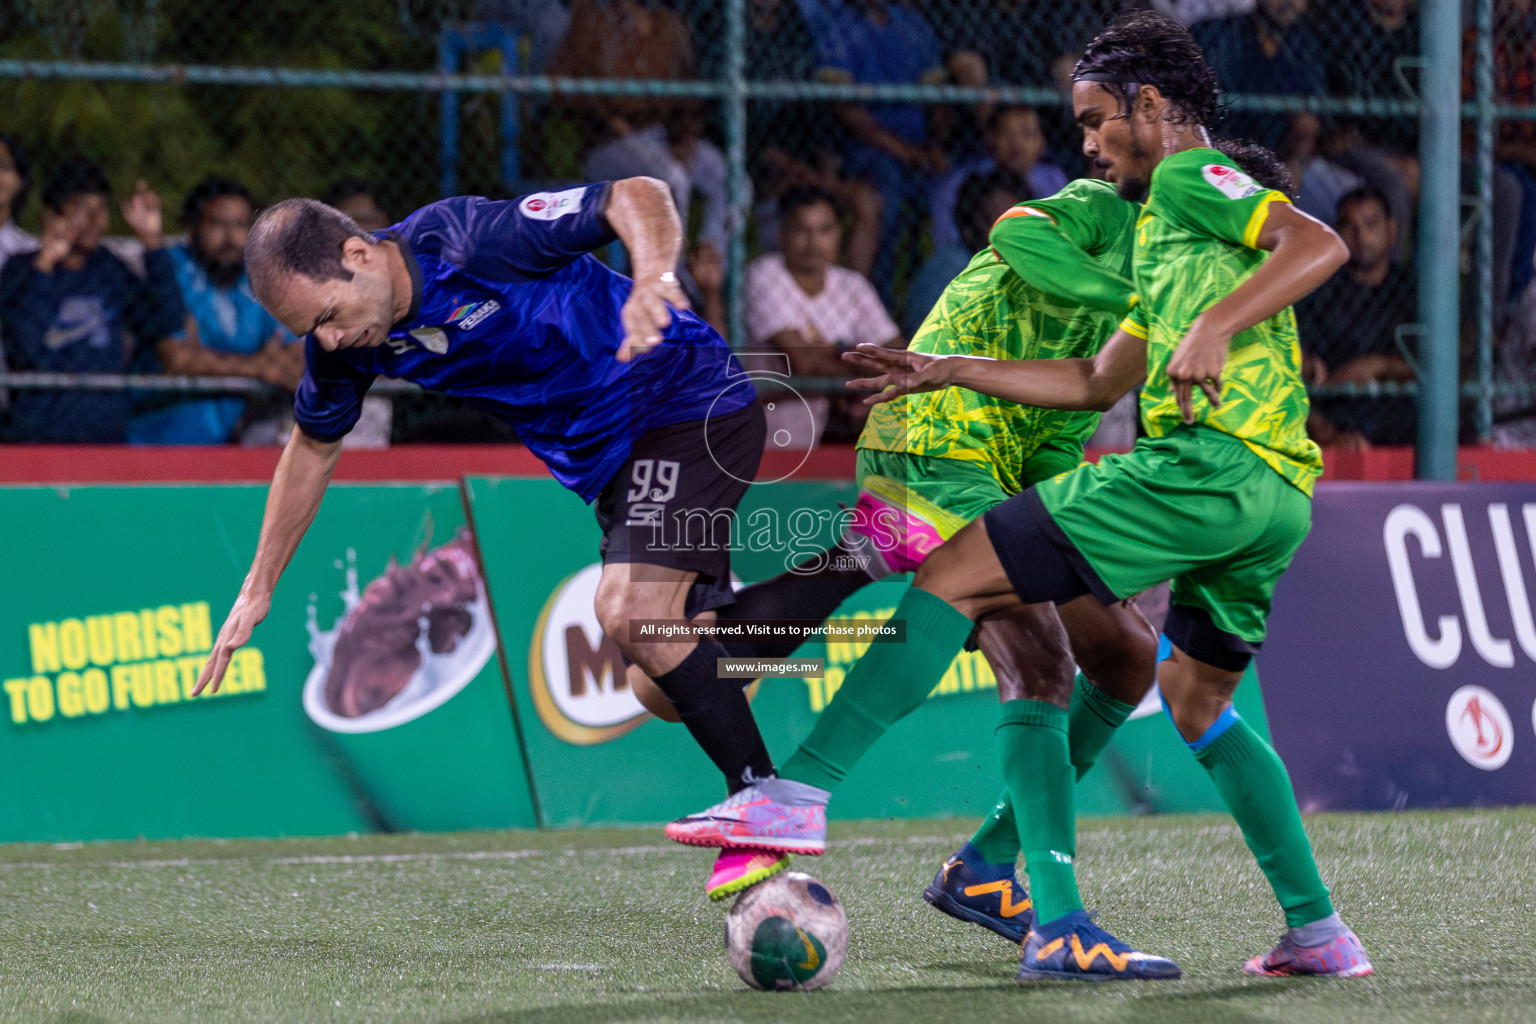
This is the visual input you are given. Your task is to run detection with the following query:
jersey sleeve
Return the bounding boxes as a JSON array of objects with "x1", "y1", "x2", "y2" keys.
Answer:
[
  {"x1": 988, "y1": 180, "x2": 1135, "y2": 314},
  {"x1": 292, "y1": 336, "x2": 378, "y2": 443},
  {"x1": 1155, "y1": 150, "x2": 1292, "y2": 250},
  {"x1": 1119, "y1": 295, "x2": 1148, "y2": 340},
  {"x1": 402, "y1": 184, "x2": 618, "y2": 279}
]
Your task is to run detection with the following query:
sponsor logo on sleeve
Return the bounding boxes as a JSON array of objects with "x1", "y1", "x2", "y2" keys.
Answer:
[
  {"x1": 519, "y1": 186, "x2": 585, "y2": 221},
  {"x1": 1201, "y1": 163, "x2": 1265, "y2": 201}
]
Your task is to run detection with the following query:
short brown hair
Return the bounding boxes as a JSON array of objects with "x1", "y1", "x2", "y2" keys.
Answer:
[{"x1": 245, "y1": 197, "x2": 369, "y2": 302}]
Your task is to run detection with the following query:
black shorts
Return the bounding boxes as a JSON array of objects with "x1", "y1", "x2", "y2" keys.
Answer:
[{"x1": 593, "y1": 402, "x2": 766, "y2": 616}]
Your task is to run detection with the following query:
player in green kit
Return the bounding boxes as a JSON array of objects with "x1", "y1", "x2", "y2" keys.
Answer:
[
  {"x1": 847, "y1": 175, "x2": 1159, "y2": 941},
  {"x1": 659, "y1": 154, "x2": 1282, "y2": 918},
  {"x1": 653, "y1": 175, "x2": 1162, "y2": 914},
  {"x1": 670, "y1": 11, "x2": 1373, "y2": 981}
]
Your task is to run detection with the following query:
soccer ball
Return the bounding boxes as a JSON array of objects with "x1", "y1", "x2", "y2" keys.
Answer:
[{"x1": 724, "y1": 871, "x2": 848, "y2": 991}]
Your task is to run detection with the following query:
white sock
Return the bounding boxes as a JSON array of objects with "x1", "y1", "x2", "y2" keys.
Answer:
[
  {"x1": 759, "y1": 776, "x2": 831, "y2": 807},
  {"x1": 1289, "y1": 911, "x2": 1348, "y2": 947}
]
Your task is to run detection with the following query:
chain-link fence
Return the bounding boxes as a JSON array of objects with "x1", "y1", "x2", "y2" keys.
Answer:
[{"x1": 0, "y1": 0, "x2": 1527, "y2": 454}]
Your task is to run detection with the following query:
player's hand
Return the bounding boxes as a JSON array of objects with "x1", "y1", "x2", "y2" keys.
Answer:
[
  {"x1": 842, "y1": 344, "x2": 958, "y2": 405},
  {"x1": 120, "y1": 180, "x2": 163, "y2": 250},
  {"x1": 194, "y1": 590, "x2": 272, "y2": 696},
  {"x1": 1166, "y1": 317, "x2": 1231, "y2": 424},
  {"x1": 35, "y1": 208, "x2": 84, "y2": 272},
  {"x1": 617, "y1": 274, "x2": 689, "y2": 363}
]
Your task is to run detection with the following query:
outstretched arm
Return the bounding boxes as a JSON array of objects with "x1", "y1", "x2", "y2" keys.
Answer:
[
  {"x1": 605, "y1": 176, "x2": 692, "y2": 361},
  {"x1": 194, "y1": 428, "x2": 342, "y2": 694},
  {"x1": 843, "y1": 326, "x2": 1148, "y2": 412},
  {"x1": 1165, "y1": 203, "x2": 1347, "y2": 422}
]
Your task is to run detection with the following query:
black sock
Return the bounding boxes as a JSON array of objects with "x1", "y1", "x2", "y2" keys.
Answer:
[
  {"x1": 716, "y1": 543, "x2": 874, "y2": 659},
  {"x1": 652, "y1": 639, "x2": 775, "y2": 792}
]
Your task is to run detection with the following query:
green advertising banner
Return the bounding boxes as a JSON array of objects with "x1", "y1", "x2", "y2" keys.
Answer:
[
  {"x1": 466, "y1": 475, "x2": 1271, "y2": 830},
  {"x1": 0, "y1": 483, "x2": 536, "y2": 843}
]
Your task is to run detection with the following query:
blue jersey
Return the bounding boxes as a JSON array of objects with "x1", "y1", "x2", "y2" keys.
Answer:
[{"x1": 294, "y1": 183, "x2": 754, "y2": 500}]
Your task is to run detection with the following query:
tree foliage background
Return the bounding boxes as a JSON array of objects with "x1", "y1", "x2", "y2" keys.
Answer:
[{"x1": 0, "y1": 0, "x2": 519, "y2": 229}]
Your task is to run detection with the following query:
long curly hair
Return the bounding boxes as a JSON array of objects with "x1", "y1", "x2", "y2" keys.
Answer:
[{"x1": 1073, "y1": 11, "x2": 1220, "y2": 127}]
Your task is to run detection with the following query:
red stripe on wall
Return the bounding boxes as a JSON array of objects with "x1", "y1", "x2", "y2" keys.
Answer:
[{"x1": 0, "y1": 444, "x2": 1531, "y2": 485}]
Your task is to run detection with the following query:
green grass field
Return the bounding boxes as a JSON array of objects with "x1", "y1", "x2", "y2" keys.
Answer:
[{"x1": 0, "y1": 809, "x2": 1531, "y2": 1024}]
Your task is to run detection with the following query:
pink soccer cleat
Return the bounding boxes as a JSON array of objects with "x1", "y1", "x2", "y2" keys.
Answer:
[
  {"x1": 845, "y1": 474, "x2": 970, "y2": 576},
  {"x1": 664, "y1": 784, "x2": 827, "y2": 855},
  {"x1": 1243, "y1": 929, "x2": 1374, "y2": 977},
  {"x1": 706, "y1": 849, "x2": 790, "y2": 901}
]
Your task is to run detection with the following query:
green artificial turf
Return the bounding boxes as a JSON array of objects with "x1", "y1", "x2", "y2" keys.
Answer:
[{"x1": 0, "y1": 810, "x2": 1531, "y2": 1024}]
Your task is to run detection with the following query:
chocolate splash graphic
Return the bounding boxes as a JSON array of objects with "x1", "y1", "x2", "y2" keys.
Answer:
[{"x1": 323, "y1": 530, "x2": 481, "y2": 719}]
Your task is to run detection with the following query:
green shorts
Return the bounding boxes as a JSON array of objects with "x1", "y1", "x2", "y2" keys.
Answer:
[
  {"x1": 855, "y1": 444, "x2": 1086, "y2": 525},
  {"x1": 1031, "y1": 427, "x2": 1311, "y2": 644}
]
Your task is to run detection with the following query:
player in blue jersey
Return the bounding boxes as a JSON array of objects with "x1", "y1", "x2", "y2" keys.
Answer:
[{"x1": 191, "y1": 177, "x2": 836, "y2": 894}]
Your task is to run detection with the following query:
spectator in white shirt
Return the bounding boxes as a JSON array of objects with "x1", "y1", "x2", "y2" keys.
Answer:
[
  {"x1": 745, "y1": 186, "x2": 902, "y2": 450},
  {"x1": 0, "y1": 134, "x2": 33, "y2": 271},
  {"x1": 0, "y1": 133, "x2": 35, "y2": 415}
]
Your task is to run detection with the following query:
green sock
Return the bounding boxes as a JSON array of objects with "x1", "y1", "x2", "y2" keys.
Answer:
[
  {"x1": 1069, "y1": 673, "x2": 1137, "y2": 781},
  {"x1": 780, "y1": 587, "x2": 973, "y2": 791},
  {"x1": 967, "y1": 678, "x2": 1137, "y2": 867},
  {"x1": 997, "y1": 699, "x2": 1083, "y2": 926},
  {"x1": 1195, "y1": 719, "x2": 1334, "y2": 928},
  {"x1": 965, "y1": 787, "x2": 1020, "y2": 867}
]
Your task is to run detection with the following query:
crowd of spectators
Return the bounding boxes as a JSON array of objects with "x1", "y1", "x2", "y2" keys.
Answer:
[
  {"x1": 1, "y1": 0, "x2": 1530, "y2": 451},
  {"x1": 0, "y1": 147, "x2": 395, "y2": 445}
]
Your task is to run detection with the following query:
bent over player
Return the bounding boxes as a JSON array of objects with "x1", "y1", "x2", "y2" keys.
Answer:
[
  {"x1": 670, "y1": 12, "x2": 1373, "y2": 982},
  {"x1": 194, "y1": 179, "x2": 792, "y2": 892}
]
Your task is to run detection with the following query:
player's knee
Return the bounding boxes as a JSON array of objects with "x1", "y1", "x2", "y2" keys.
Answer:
[
  {"x1": 1075, "y1": 609, "x2": 1159, "y2": 704},
  {"x1": 1161, "y1": 692, "x2": 1218, "y2": 744},
  {"x1": 911, "y1": 540, "x2": 976, "y2": 603},
  {"x1": 978, "y1": 609, "x2": 1074, "y2": 705},
  {"x1": 593, "y1": 586, "x2": 631, "y2": 645},
  {"x1": 595, "y1": 578, "x2": 666, "y2": 643}
]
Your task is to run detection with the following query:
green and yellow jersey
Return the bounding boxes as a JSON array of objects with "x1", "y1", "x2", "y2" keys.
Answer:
[
  {"x1": 1121, "y1": 147, "x2": 1324, "y2": 497},
  {"x1": 858, "y1": 178, "x2": 1138, "y2": 495}
]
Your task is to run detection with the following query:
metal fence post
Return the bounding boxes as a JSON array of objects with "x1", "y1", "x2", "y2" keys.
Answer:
[
  {"x1": 1475, "y1": 0, "x2": 1495, "y2": 442},
  {"x1": 723, "y1": 0, "x2": 747, "y2": 350},
  {"x1": 439, "y1": 29, "x2": 461, "y2": 199},
  {"x1": 1417, "y1": 0, "x2": 1462, "y2": 479}
]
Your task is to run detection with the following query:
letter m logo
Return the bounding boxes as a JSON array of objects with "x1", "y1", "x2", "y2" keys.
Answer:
[{"x1": 565, "y1": 625, "x2": 628, "y2": 698}]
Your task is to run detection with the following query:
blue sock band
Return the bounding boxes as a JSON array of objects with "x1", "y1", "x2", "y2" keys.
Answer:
[
  {"x1": 958, "y1": 842, "x2": 1015, "y2": 881},
  {"x1": 1161, "y1": 694, "x2": 1242, "y2": 752}
]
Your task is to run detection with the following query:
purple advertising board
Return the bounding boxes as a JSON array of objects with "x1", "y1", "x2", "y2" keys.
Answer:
[{"x1": 1260, "y1": 482, "x2": 1536, "y2": 811}]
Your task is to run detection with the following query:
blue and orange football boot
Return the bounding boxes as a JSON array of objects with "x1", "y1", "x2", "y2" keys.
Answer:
[
  {"x1": 922, "y1": 846, "x2": 1035, "y2": 944},
  {"x1": 1016, "y1": 910, "x2": 1182, "y2": 982},
  {"x1": 1243, "y1": 929, "x2": 1374, "y2": 977}
]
